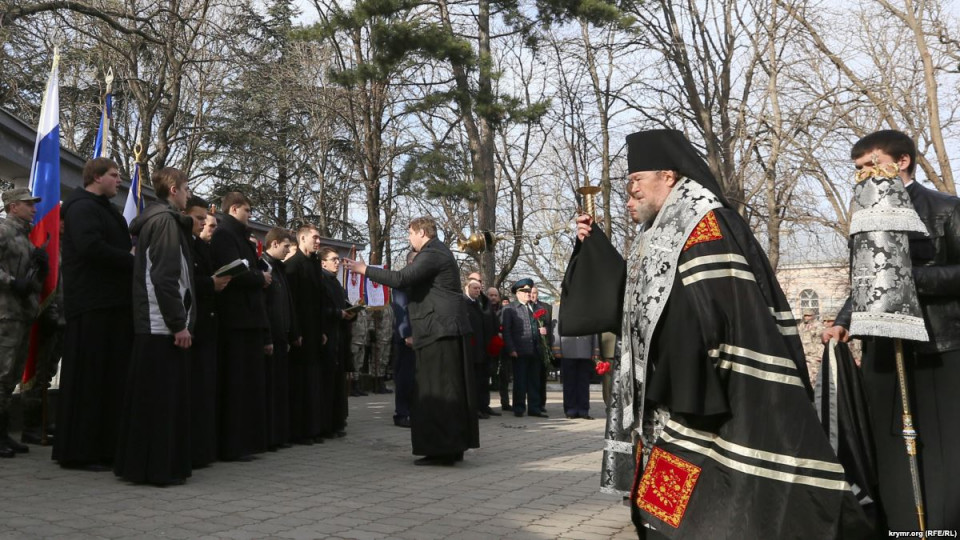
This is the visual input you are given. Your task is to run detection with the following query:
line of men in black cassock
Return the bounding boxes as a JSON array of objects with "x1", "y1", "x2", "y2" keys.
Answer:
[{"x1": 48, "y1": 158, "x2": 358, "y2": 485}]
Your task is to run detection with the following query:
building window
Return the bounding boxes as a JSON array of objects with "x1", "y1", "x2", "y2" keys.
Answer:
[{"x1": 799, "y1": 289, "x2": 819, "y2": 312}]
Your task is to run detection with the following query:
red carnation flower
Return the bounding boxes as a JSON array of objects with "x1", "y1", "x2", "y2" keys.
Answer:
[
  {"x1": 487, "y1": 335, "x2": 505, "y2": 356},
  {"x1": 533, "y1": 308, "x2": 547, "y2": 319},
  {"x1": 595, "y1": 361, "x2": 611, "y2": 376}
]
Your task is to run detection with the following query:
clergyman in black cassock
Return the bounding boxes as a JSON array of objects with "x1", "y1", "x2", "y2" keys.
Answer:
[
  {"x1": 185, "y1": 199, "x2": 221, "y2": 468},
  {"x1": 567, "y1": 130, "x2": 871, "y2": 538},
  {"x1": 55, "y1": 158, "x2": 134, "y2": 469},
  {"x1": 285, "y1": 226, "x2": 326, "y2": 444},
  {"x1": 261, "y1": 229, "x2": 299, "y2": 449},
  {"x1": 346, "y1": 217, "x2": 479, "y2": 466},
  {"x1": 209, "y1": 193, "x2": 270, "y2": 461},
  {"x1": 318, "y1": 248, "x2": 354, "y2": 437}
]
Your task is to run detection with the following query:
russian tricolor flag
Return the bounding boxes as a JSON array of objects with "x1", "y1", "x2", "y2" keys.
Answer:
[
  {"x1": 22, "y1": 51, "x2": 61, "y2": 389},
  {"x1": 122, "y1": 161, "x2": 143, "y2": 225},
  {"x1": 92, "y1": 88, "x2": 111, "y2": 159}
]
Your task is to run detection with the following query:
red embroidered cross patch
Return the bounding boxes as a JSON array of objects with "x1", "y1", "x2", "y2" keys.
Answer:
[
  {"x1": 635, "y1": 446, "x2": 701, "y2": 528},
  {"x1": 683, "y1": 211, "x2": 723, "y2": 251}
]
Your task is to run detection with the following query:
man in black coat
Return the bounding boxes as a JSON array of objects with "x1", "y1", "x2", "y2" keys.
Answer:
[
  {"x1": 464, "y1": 278, "x2": 499, "y2": 419},
  {"x1": 262, "y1": 228, "x2": 300, "y2": 450},
  {"x1": 55, "y1": 157, "x2": 134, "y2": 470},
  {"x1": 285, "y1": 225, "x2": 327, "y2": 444},
  {"x1": 825, "y1": 130, "x2": 960, "y2": 531},
  {"x1": 184, "y1": 196, "x2": 230, "y2": 468},
  {"x1": 318, "y1": 247, "x2": 355, "y2": 438},
  {"x1": 345, "y1": 217, "x2": 479, "y2": 465},
  {"x1": 209, "y1": 191, "x2": 271, "y2": 461}
]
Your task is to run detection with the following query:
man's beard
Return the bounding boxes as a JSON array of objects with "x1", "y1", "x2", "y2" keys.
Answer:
[{"x1": 633, "y1": 201, "x2": 659, "y2": 225}]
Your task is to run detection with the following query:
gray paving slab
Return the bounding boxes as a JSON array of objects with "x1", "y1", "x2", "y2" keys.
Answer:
[{"x1": 1, "y1": 389, "x2": 635, "y2": 539}]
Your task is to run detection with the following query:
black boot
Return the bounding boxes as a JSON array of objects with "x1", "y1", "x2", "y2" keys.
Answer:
[
  {"x1": 0, "y1": 413, "x2": 27, "y2": 454},
  {"x1": 20, "y1": 401, "x2": 51, "y2": 446}
]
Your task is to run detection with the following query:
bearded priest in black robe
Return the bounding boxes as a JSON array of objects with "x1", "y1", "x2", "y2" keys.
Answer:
[{"x1": 567, "y1": 130, "x2": 872, "y2": 539}]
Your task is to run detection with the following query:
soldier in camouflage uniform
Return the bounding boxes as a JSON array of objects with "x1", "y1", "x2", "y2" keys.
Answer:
[
  {"x1": 349, "y1": 308, "x2": 371, "y2": 396},
  {"x1": 371, "y1": 307, "x2": 395, "y2": 393},
  {"x1": 20, "y1": 246, "x2": 63, "y2": 446},
  {"x1": 798, "y1": 307, "x2": 824, "y2": 383},
  {"x1": 0, "y1": 188, "x2": 48, "y2": 458},
  {"x1": 353, "y1": 308, "x2": 395, "y2": 393}
]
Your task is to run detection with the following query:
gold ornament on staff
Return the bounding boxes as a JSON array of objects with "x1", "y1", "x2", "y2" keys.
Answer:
[
  {"x1": 577, "y1": 178, "x2": 602, "y2": 223},
  {"x1": 456, "y1": 230, "x2": 497, "y2": 253}
]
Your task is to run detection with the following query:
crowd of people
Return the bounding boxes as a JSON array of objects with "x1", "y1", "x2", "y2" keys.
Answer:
[
  {"x1": 0, "y1": 156, "x2": 604, "y2": 484},
  {"x1": 4, "y1": 126, "x2": 953, "y2": 537}
]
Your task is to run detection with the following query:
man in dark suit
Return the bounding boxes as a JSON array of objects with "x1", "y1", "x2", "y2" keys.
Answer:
[
  {"x1": 344, "y1": 217, "x2": 479, "y2": 466},
  {"x1": 391, "y1": 250, "x2": 418, "y2": 428},
  {"x1": 464, "y1": 278, "x2": 499, "y2": 419}
]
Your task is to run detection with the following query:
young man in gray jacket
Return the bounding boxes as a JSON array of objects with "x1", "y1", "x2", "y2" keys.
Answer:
[{"x1": 114, "y1": 167, "x2": 195, "y2": 486}]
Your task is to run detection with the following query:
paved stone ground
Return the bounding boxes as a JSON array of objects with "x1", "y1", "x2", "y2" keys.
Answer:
[{"x1": 0, "y1": 388, "x2": 636, "y2": 540}]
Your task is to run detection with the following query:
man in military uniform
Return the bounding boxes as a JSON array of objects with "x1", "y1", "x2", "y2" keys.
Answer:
[
  {"x1": 0, "y1": 188, "x2": 48, "y2": 458},
  {"x1": 20, "y1": 230, "x2": 63, "y2": 446},
  {"x1": 350, "y1": 309, "x2": 371, "y2": 396},
  {"x1": 371, "y1": 307, "x2": 394, "y2": 394},
  {"x1": 798, "y1": 307, "x2": 824, "y2": 383}
]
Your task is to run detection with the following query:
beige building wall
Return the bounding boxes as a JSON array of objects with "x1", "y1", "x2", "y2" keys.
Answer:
[{"x1": 776, "y1": 261, "x2": 849, "y2": 319}]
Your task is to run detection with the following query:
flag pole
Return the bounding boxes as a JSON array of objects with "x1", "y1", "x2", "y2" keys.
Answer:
[{"x1": 894, "y1": 338, "x2": 926, "y2": 538}]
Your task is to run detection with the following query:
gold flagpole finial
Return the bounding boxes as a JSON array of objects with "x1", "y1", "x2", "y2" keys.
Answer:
[
  {"x1": 133, "y1": 140, "x2": 144, "y2": 163},
  {"x1": 105, "y1": 68, "x2": 114, "y2": 94}
]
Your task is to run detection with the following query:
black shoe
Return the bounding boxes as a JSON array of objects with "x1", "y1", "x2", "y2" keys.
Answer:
[
  {"x1": 485, "y1": 409, "x2": 501, "y2": 417},
  {"x1": 2, "y1": 435, "x2": 28, "y2": 454},
  {"x1": 532, "y1": 411, "x2": 549, "y2": 418},
  {"x1": 0, "y1": 442, "x2": 14, "y2": 458},
  {"x1": 335, "y1": 431, "x2": 346, "y2": 438},
  {"x1": 414, "y1": 455, "x2": 456, "y2": 466},
  {"x1": 581, "y1": 415, "x2": 595, "y2": 420},
  {"x1": 20, "y1": 429, "x2": 52, "y2": 446},
  {"x1": 313, "y1": 436, "x2": 325, "y2": 444},
  {"x1": 478, "y1": 411, "x2": 490, "y2": 419},
  {"x1": 501, "y1": 405, "x2": 512, "y2": 412},
  {"x1": 294, "y1": 437, "x2": 314, "y2": 446},
  {"x1": 514, "y1": 412, "x2": 524, "y2": 417},
  {"x1": 394, "y1": 417, "x2": 411, "y2": 428},
  {"x1": 565, "y1": 414, "x2": 578, "y2": 419},
  {"x1": 453, "y1": 452, "x2": 464, "y2": 462}
]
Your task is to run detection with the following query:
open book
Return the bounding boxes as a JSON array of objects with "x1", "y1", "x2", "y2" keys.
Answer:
[{"x1": 214, "y1": 259, "x2": 250, "y2": 278}]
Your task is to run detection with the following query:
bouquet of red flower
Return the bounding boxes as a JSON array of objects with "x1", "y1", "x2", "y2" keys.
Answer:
[
  {"x1": 486, "y1": 334, "x2": 505, "y2": 357},
  {"x1": 532, "y1": 308, "x2": 553, "y2": 371},
  {"x1": 595, "y1": 360, "x2": 611, "y2": 375}
]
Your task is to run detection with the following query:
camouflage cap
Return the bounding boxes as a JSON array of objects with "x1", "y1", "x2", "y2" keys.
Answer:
[
  {"x1": 2, "y1": 187, "x2": 41, "y2": 207},
  {"x1": 822, "y1": 312, "x2": 837, "y2": 321},
  {"x1": 802, "y1": 308, "x2": 816, "y2": 316}
]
